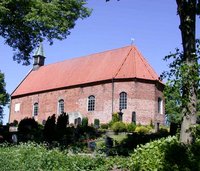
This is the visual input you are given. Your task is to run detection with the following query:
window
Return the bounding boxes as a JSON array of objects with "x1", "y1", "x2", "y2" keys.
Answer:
[
  {"x1": 33, "y1": 103, "x2": 39, "y2": 116},
  {"x1": 58, "y1": 99, "x2": 64, "y2": 114},
  {"x1": 88, "y1": 95, "x2": 95, "y2": 111},
  {"x1": 119, "y1": 92, "x2": 127, "y2": 109},
  {"x1": 158, "y1": 97, "x2": 163, "y2": 114},
  {"x1": 14, "y1": 103, "x2": 20, "y2": 112}
]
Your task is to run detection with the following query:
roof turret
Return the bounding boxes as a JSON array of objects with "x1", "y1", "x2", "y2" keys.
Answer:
[{"x1": 33, "y1": 43, "x2": 45, "y2": 70}]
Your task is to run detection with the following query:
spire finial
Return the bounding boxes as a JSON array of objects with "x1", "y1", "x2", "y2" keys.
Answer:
[
  {"x1": 131, "y1": 38, "x2": 135, "y2": 46},
  {"x1": 34, "y1": 42, "x2": 44, "y2": 57}
]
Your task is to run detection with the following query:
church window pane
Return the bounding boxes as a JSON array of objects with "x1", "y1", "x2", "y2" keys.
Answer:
[
  {"x1": 88, "y1": 95, "x2": 95, "y2": 111},
  {"x1": 119, "y1": 92, "x2": 127, "y2": 109},
  {"x1": 33, "y1": 103, "x2": 39, "y2": 116},
  {"x1": 58, "y1": 99, "x2": 64, "y2": 114}
]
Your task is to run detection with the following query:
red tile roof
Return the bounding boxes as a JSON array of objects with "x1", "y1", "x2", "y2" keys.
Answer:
[{"x1": 12, "y1": 45, "x2": 160, "y2": 97}]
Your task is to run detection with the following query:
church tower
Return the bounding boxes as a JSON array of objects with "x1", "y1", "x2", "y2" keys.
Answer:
[{"x1": 33, "y1": 43, "x2": 45, "y2": 70}]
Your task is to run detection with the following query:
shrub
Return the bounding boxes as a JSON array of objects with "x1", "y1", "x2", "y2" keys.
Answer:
[
  {"x1": 158, "y1": 126, "x2": 169, "y2": 135},
  {"x1": 101, "y1": 123, "x2": 109, "y2": 129},
  {"x1": 111, "y1": 121, "x2": 126, "y2": 133},
  {"x1": 126, "y1": 123, "x2": 136, "y2": 133},
  {"x1": 43, "y1": 114, "x2": 56, "y2": 143},
  {"x1": 56, "y1": 113, "x2": 69, "y2": 147},
  {"x1": 134, "y1": 125, "x2": 150, "y2": 134},
  {"x1": 129, "y1": 136, "x2": 200, "y2": 171},
  {"x1": 108, "y1": 112, "x2": 120, "y2": 127},
  {"x1": 18, "y1": 117, "x2": 40, "y2": 142},
  {"x1": 82, "y1": 117, "x2": 88, "y2": 127},
  {"x1": 0, "y1": 142, "x2": 130, "y2": 170},
  {"x1": 129, "y1": 136, "x2": 178, "y2": 170},
  {"x1": 94, "y1": 119, "x2": 100, "y2": 129}
]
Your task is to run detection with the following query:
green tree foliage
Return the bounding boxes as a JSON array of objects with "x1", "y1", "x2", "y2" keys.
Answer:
[
  {"x1": 0, "y1": 71, "x2": 9, "y2": 124},
  {"x1": 164, "y1": 83, "x2": 182, "y2": 124},
  {"x1": 56, "y1": 113, "x2": 69, "y2": 146},
  {"x1": 43, "y1": 114, "x2": 56, "y2": 143},
  {"x1": 163, "y1": 39, "x2": 200, "y2": 142},
  {"x1": 0, "y1": 0, "x2": 91, "y2": 65},
  {"x1": 18, "y1": 117, "x2": 42, "y2": 142}
]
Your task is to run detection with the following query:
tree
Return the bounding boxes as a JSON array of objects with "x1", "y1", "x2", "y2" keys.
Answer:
[
  {"x1": 56, "y1": 112, "x2": 69, "y2": 140},
  {"x1": 43, "y1": 114, "x2": 56, "y2": 143},
  {"x1": 18, "y1": 117, "x2": 40, "y2": 142},
  {"x1": 164, "y1": 82, "x2": 182, "y2": 124},
  {"x1": 163, "y1": 38, "x2": 200, "y2": 142},
  {"x1": 0, "y1": 0, "x2": 91, "y2": 65},
  {"x1": 175, "y1": 0, "x2": 200, "y2": 144},
  {"x1": 0, "y1": 71, "x2": 9, "y2": 124}
]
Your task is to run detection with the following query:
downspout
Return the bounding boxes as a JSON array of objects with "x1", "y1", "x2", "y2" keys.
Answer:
[
  {"x1": 8, "y1": 100, "x2": 11, "y2": 124},
  {"x1": 111, "y1": 78, "x2": 114, "y2": 114}
]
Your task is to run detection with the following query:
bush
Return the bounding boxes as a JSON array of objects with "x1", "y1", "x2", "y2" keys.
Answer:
[
  {"x1": 0, "y1": 142, "x2": 130, "y2": 170},
  {"x1": 158, "y1": 126, "x2": 169, "y2": 135},
  {"x1": 101, "y1": 123, "x2": 109, "y2": 129},
  {"x1": 134, "y1": 125, "x2": 150, "y2": 134},
  {"x1": 108, "y1": 113, "x2": 120, "y2": 127},
  {"x1": 129, "y1": 136, "x2": 200, "y2": 171},
  {"x1": 126, "y1": 123, "x2": 136, "y2": 133},
  {"x1": 129, "y1": 136, "x2": 178, "y2": 170},
  {"x1": 43, "y1": 114, "x2": 56, "y2": 143},
  {"x1": 18, "y1": 117, "x2": 41, "y2": 142},
  {"x1": 111, "y1": 121, "x2": 126, "y2": 133}
]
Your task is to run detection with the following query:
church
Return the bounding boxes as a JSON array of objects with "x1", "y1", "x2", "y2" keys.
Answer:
[{"x1": 9, "y1": 45, "x2": 165, "y2": 125}]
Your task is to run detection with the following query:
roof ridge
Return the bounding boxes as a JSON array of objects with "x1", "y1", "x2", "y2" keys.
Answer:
[
  {"x1": 133, "y1": 46, "x2": 137, "y2": 78},
  {"x1": 113, "y1": 46, "x2": 133, "y2": 78},
  {"x1": 41, "y1": 45, "x2": 133, "y2": 68},
  {"x1": 135, "y1": 49, "x2": 158, "y2": 80}
]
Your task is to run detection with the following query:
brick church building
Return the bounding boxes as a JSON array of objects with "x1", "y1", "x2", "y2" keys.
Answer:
[{"x1": 9, "y1": 45, "x2": 165, "y2": 125}]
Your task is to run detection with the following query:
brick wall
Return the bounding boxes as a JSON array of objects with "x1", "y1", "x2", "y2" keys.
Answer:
[{"x1": 10, "y1": 80, "x2": 165, "y2": 125}]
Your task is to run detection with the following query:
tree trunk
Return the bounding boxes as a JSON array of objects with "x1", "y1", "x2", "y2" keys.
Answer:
[{"x1": 176, "y1": 0, "x2": 198, "y2": 144}]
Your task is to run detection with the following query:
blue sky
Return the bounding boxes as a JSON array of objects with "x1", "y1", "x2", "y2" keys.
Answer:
[{"x1": 0, "y1": 0, "x2": 200, "y2": 124}]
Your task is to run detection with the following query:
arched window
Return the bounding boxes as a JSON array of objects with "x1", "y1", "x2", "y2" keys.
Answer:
[
  {"x1": 58, "y1": 99, "x2": 64, "y2": 114},
  {"x1": 88, "y1": 95, "x2": 95, "y2": 111},
  {"x1": 158, "y1": 97, "x2": 163, "y2": 114},
  {"x1": 33, "y1": 103, "x2": 39, "y2": 116},
  {"x1": 119, "y1": 92, "x2": 127, "y2": 110}
]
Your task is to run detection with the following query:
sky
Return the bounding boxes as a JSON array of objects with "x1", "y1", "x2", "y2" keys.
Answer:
[{"x1": 0, "y1": 0, "x2": 200, "y2": 124}]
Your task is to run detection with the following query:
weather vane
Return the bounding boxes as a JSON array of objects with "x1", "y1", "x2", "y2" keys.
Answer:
[{"x1": 131, "y1": 38, "x2": 135, "y2": 45}]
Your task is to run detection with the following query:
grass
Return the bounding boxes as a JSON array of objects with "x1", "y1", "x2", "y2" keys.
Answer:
[
  {"x1": 95, "y1": 133, "x2": 127, "y2": 149},
  {"x1": 110, "y1": 133, "x2": 127, "y2": 143}
]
